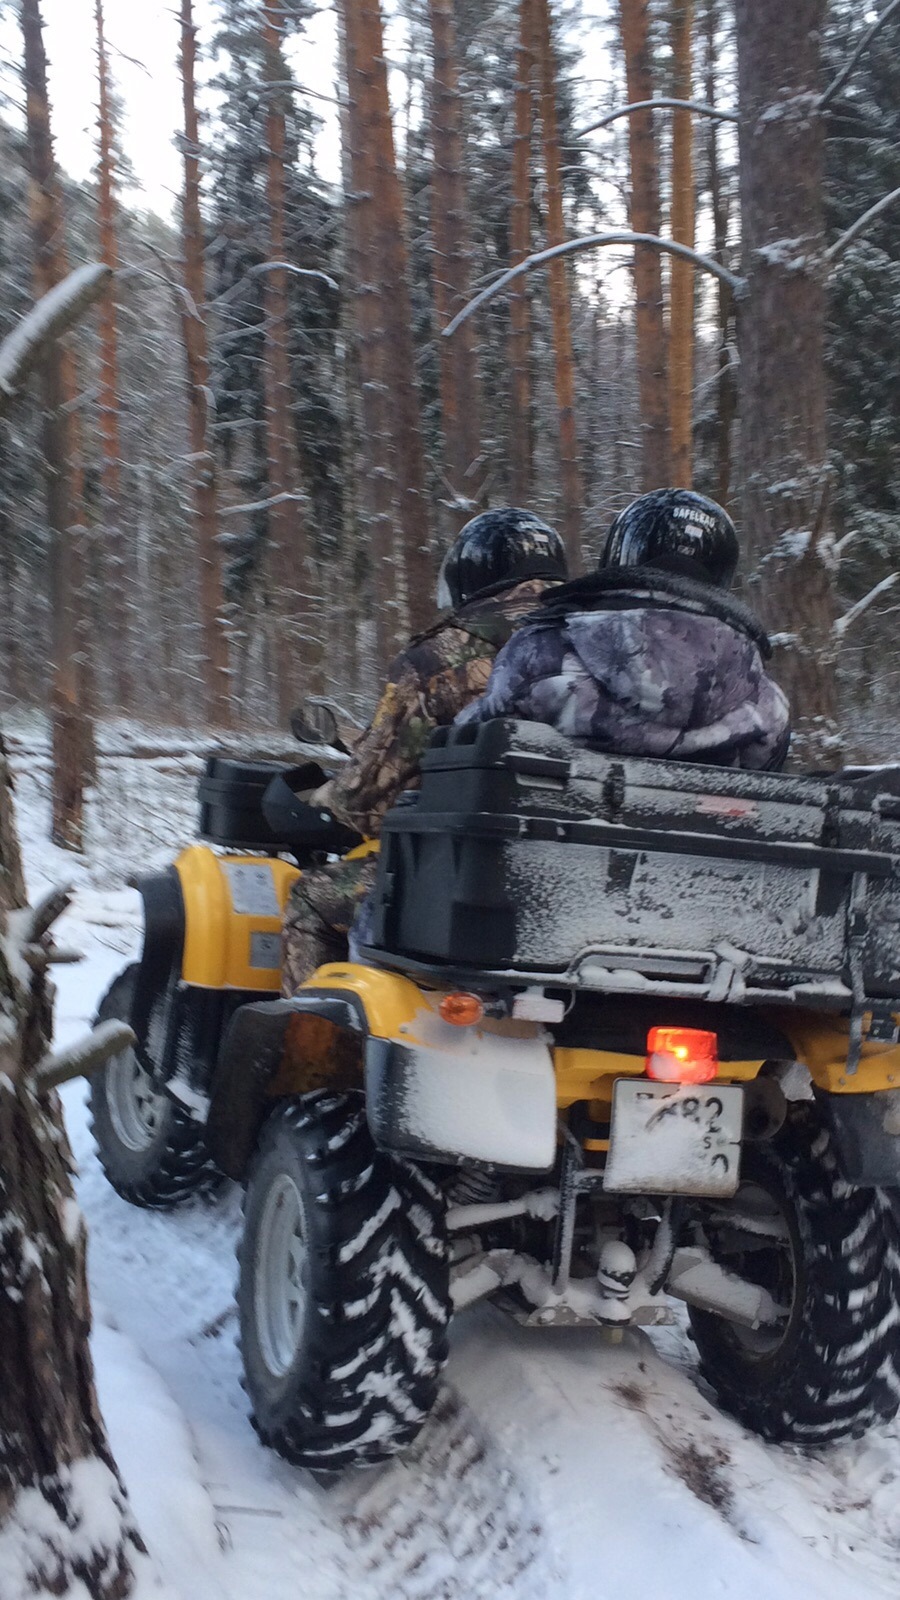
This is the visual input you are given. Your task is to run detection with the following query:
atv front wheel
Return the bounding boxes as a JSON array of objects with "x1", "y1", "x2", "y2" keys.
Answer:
[
  {"x1": 238, "y1": 1091, "x2": 451, "y2": 1471},
  {"x1": 89, "y1": 965, "x2": 224, "y2": 1209},
  {"x1": 688, "y1": 1101, "x2": 900, "y2": 1444}
]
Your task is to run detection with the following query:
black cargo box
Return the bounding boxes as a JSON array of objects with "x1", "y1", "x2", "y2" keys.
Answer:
[
  {"x1": 198, "y1": 758, "x2": 291, "y2": 850},
  {"x1": 366, "y1": 720, "x2": 900, "y2": 1009}
]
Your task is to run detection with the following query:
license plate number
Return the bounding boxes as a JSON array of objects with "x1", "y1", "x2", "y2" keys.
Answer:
[{"x1": 603, "y1": 1080, "x2": 743, "y2": 1198}]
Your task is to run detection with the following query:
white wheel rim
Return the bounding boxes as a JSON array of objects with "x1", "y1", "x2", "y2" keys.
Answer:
[
  {"x1": 106, "y1": 1044, "x2": 167, "y2": 1152},
  {"x1": 254, "y1": 1174, "x2": 308, "y2": 1378}
]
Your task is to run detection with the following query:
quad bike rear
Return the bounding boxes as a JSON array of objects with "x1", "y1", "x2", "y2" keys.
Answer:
[{"x1": 92, "y1": 721, "x2": 900, "y2": 1468}]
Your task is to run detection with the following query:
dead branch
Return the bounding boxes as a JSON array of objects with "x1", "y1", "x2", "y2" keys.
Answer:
[
  {"x1": 576, "y1": 97, "x2": 738, "y2": 139},
  {"x1": 35, "y1": 1019, "x2": 135, "y2": 1091},
  {"x1": 818, "y1": 0, "x2": 900, "y2": 110},
  {"x1": 443, "y1": 232, "x2": 744, "y2": 338}
]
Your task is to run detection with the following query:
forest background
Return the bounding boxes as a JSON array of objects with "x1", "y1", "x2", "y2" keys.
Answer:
[{"x1": 1, "y1": 0, "x2": 899, "y2": 850}]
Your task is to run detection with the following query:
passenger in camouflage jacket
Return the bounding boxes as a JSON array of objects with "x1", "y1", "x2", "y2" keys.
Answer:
[
  {"x1": 456, "y1": 567, "x2": 790, "y2": 770},
  {"x1": 282, "y1": 577, "x2": 556, "y2": 996}
]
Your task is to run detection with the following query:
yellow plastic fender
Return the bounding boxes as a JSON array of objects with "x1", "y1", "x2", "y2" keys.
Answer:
[{"x1": 176, "y1": 844, "x2": 299, "y2": 991}]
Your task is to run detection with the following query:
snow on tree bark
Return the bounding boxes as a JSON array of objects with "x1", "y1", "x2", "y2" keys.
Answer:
[
  {"x1": 734, "y1": 0, "x2": 841, "y2": 762},
  {"x1": 619, "y1": 0, "x2": 671, "y2": 490},
  {"x1": 0, "y1": 734, "x2": 143, "y2": 1598}
]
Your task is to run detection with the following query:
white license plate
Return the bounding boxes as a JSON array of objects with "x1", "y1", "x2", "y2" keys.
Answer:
[{"x1": 603, "y1": 1080, "x2": 744, "y2": 1198}]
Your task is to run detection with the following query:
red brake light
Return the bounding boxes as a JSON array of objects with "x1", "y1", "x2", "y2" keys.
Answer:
[{"x1": 646, "y1": 1026, "x2": 718, "y2": 1084}]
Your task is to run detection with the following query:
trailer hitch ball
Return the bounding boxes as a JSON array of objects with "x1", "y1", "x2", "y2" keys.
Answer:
[{"x1": 597, "y1": 1239, "x2": 637, "y2": 1300}]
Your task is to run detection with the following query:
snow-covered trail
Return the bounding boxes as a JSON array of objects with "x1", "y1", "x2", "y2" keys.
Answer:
[{"x1": 12, "y1": 742, "x2": 900, "y2": 1600}]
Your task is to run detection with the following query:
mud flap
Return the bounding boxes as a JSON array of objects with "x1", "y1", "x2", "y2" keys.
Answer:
[
  {"x1": 815, "y1": 1087, "x2": 900, "y2": 1186},
  {"x1": 206, "y1": 995, "x2": 365, "y2": 1180},
  {"x1": 366, "y1": 1033, "x2": 557, "y2": 1170}
]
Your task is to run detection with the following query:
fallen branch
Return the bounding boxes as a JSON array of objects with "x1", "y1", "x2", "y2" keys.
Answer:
[
  {"x1": 576, "y1": 96, "x2": 737, "y2": 139},
  {"x1": 443, "y1": 233, "x2": 744, "y2": 337}
]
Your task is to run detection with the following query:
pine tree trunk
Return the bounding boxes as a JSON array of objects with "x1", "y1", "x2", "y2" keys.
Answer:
[
  {"x1": 340, "y1": 3, "x2": 399, "y2": 666},
  {"x1": 668, "y1": 0, "x2": 694, "y2": 487},
  {"x1": 734, "y1": 0, "x2": 839, "y2": 762},
  {"x1": 355, "y1": 0, "x2": 432, "y2": 633},
  {"x1": 428, "y1": 0, "x2": 482, "y2": 530},
  {"x1": 533, "y1": 0, "x2": 582, "y2": 558},
  {"x1": 260, "y1": 0, "x2": 321, "y2": 718},
  {"x1": 94, "y1": 0, "x2": 129, "y2": 712},
  {"x1": 704, "y1": 0, "x2": 735, "y2": 511},
  {"x1": 21, "y1": 0, "x2": 88, "y2": 850},
  {"x1": 179, "y1": 0, "x2": 231, "y2": 729},
  {"x1": 0, "y1": 734, "x2": 142, "y2": 1597},
  {"x1": 508, "y1": 0, "x2": 535, "y2": 506},
  {"x1": 341, "y1": 0, "x2": 432, "y2": 652},
  {"x1": 619, "y1": 0, "x2": 671, "y2": 489}
]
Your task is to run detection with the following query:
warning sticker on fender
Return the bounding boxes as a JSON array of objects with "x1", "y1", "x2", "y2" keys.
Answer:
[{"x1": 224, "y1": 862, "x2": 280, "y2": 918}]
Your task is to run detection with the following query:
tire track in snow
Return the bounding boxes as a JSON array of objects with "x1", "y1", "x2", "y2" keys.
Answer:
[{"x1": 335, "y1": 1384, "x2": 560, "y2": 1599}]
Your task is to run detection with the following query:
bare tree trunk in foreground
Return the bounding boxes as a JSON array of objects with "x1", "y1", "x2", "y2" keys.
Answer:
[{"x1": 0, "y1": 735, "x2": 143, "y2": 1598}]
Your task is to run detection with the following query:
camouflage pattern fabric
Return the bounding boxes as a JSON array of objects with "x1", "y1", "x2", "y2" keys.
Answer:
[
  {"x1": 311, "y1": 578, "x2": 552, "y2": 838},
  {"x1": 457, "y1": 570, "x2": 790, "y2": 770},
  {"x1": 282, "y1": 855, "x2": 378, "y2": 998},
  {"x1": 282, "y1": 578, "x2": 553, "y2": 994}
]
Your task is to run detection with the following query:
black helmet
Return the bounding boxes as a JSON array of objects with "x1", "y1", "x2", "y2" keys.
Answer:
[
  {"x1": 437, "y1": 508, "x2": 568, "y2": 610},
  {"x1": 601, "y1": 489, "x2": 740, "y2": 589}
]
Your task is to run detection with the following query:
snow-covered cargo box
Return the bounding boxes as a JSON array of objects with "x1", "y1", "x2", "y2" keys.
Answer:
[{"x1": 366, "y1": 719, "x2": 900, "y2": 1008}]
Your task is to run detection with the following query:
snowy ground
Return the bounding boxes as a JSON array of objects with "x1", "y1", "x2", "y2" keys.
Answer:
[{"x1": 11, "y1": 732, "x2": 900, "y2": 1600}]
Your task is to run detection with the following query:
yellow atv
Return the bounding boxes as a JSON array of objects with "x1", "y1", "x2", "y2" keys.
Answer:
[{"x1": 93, "y1": 722, "x2": 900, "y2": 1469}]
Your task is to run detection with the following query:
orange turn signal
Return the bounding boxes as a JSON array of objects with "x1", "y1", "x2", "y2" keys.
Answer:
[
  {"x1": 646, "y1": 1025, "x2": 718, "y2": 1084},
  {"x1": 439, "y1": 992, "x2": 485, "y2": 1027}
]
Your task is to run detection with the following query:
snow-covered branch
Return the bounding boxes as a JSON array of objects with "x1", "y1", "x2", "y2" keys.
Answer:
[
  {"x1": 0, "y1": 263, "x2": 111, "y2": 417},
  {"x1": 833, "y1": 573, "x2": 899, "y2": 640},
  {"x1": 220, "y1": 490, "x2": 306, "y2": 517},
  {"x1": 576, "y1": 97, "x2": 738, "y2": 139},
  {"x1": 443, "y1": 234, "x2": 744, "y2": 337},
  {"x1": 825, "y1": 186, "x2": 900, "y2": 264},
  {"x1": 212, "y1": 261, "x2": 339, "y2": 310},
  {"x1": 818, "y1": 0, "x2": 900, "y2": 110}
]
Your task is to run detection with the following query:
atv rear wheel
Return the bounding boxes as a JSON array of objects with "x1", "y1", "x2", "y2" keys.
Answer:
[
  {"x1": 89, "y1": 965, "x2": 224, "y2": 1209},
  {"x1": 238, "y1": 1091, "x2": 451, "y2": 1471},
  {"x1": 688, "y1": 1101, "x2": 900, "y2": 1444}
]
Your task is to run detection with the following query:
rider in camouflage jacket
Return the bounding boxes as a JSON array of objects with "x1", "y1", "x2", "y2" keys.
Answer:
[{"x1": 282, "y1": 510, "x2": 569, "y2": 996}]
